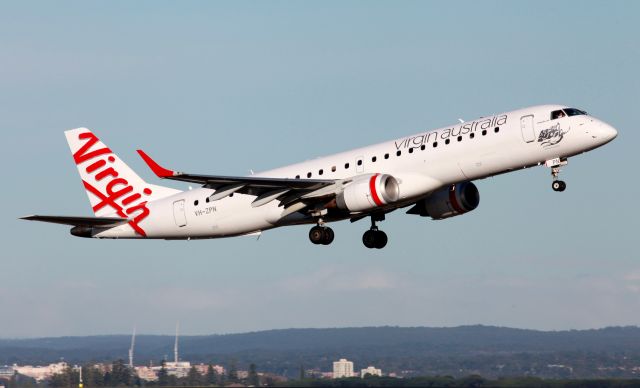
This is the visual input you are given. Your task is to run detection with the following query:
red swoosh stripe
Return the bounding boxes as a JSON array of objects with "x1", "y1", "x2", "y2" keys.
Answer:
[{"x1": 369, "y1": 174, "x2": 383, "y2": 206}]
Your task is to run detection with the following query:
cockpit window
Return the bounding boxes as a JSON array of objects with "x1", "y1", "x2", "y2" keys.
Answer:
[
  {"x1": 551, "y1": 110, "x2": 566, "y2": 120},
  {"x1": 551, "y1": 108, "x2": 587, "y2": 120},
  {"x1": 564, "y1": 108, "x2": 587, "y2": 116}
]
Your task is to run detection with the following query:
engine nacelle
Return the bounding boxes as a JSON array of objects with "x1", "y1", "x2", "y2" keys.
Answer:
[
  {"x1": 409, "y1": 182, "x2": 480, "y2": 219},
  {"x1": 336, "y1": 173, "x2": 400, "y2": 212}
]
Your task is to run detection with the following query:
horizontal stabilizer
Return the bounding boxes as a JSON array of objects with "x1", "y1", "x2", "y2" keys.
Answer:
[{"x1": 20, "y1": 215, "x2": 128, "y2": 227}]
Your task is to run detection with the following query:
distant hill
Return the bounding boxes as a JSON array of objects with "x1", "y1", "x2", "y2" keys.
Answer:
[{"x1": 2, "y1": 325, "x2": 640, "y2": 379}]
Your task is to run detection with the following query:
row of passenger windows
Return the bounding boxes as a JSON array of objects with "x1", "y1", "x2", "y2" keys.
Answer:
[{"x1": 296, "y1": 126, "x2": 501, "y2": 179}]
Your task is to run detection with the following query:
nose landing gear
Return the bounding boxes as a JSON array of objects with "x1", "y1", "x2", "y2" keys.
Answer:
[
  {"x1": 362, "y1": 214, "x2": 387, "y2": 249},
  {"x1": 546, "y1": 157, "x2": 568, "y2": 192}
]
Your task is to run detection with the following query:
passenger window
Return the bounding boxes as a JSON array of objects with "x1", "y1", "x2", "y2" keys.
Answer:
[
  {"x1": 357, "y1": 160, "x2": 362, "y2": 166},
  {"x1": 396, "y1": 150, "x2": 402, "y2": 156},
  {"x1": 206, "y1": 197, "x2": 210, "y2": 203},
  {"x1": 331, "y1": 166, "x2": 336, "y2": 172},
  {"x1": 482, "y1": 130, "x2": 487, "y2": 136},
  {"x1": 307, "y1": 172, "x2": 312, "y2": 178},
  {"x1": 494, "y1": 127, "x2": 499, "y2": 133},
  {"x1": 409, "y1": 148, "x2": 414, "y2": 153},
  {"x1": 433, "y1": 142, "x2": 438, "y2": 147},
  {"x1": 445, "y1": 139, "x2": 450, "y2": 145},
  {"x1": 194, "y1": 200, "x2": 199, "y2": 206},
  {"x1": 384, "y1": 153, "x2": 389, "y2": 159},
  {"x1": 295, "y1": 175, "x2": 300, "y2": 179},
  {"x1": 457, "y1": 136, "x2": 462, "y2": 142},
  {"x1": 319, "y1": 169, "x2": 323, "y2": 175},
  {"x1": 470, "y1": 133, "x2": 475, "y2": 139},
  {"x1": 372, "y1": 156, "x2": 377, "y2": 162},
  {"x1": 420, "y1": 145, "x2": 426, "y2": 150},
  {"x1": 345, "y1": 163, "x2": 350, "y2": 169},
  {"x1": 551, "y1": 110, "x2": 566, "y2": 120}
]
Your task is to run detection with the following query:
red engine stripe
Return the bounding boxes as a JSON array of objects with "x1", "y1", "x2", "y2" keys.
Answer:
[
  {"x1": 448, "y1": 185, "x2": 465, "y2": 214},
  {"x1": 369, "y1": 174, "x2": 384, "y2": 206}
]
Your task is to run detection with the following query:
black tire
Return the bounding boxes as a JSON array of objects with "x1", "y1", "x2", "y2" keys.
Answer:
[
  {"x1": 309, "y1": 226, "x2": 324, "y2": 244},
  {"x1": 362, "y1": 230, "x2": 376, "y2": 249},
  {"x1": 322, "y1": 227, "x2": 335, "y2": 245},
  {"x1": 374, "y1": 230, "x2": 388, "y2": 249},
  {"x1": 558, "y1": 180, "x2": 567, "y2": 192},
  {"x1": 552, "y1": 181, "x2": 561, "y2": 191}
]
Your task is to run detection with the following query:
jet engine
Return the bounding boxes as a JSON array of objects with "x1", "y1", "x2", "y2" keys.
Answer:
[
  {"x1": 408, "y1": 182, "x2": 480, "y2": 219},
  {"x1": 336, "y1": 173, "x2": 399, "y2": 212}
]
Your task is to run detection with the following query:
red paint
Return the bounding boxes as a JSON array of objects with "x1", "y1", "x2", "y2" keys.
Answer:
[
  {"x1": 369, "y1": 174, "x2": 384, "y2": 206},
  {"x1": 137, "y1": 150, "x2": 174, "y2": 177},
  {"x1": 73, "y1": 131, "x2": 150, "y2": 237},
  {"x1": 448, "y1": 185, "x2": 465, "y2": 214},
  {"x1": 73, "y1": 132, "x2": 112, "y2": 164}
]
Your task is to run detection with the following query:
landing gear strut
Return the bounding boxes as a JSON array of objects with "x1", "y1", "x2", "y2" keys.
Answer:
[
  {"x1": 547, "y1": 158, "x2": 568, "y2": 192},
  {"x1": 309, "y1": 220, "x2": 334, "y2": 246},
  {"x1": 362, "y1": 214, "x2": 388, "y2": 249}
]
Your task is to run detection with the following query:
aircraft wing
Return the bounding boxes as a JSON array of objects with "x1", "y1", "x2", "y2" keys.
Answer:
[
  {"x1": 137, "y1": 150, "x2": 341, "y2": 210},
  {"x1": 20, "y1": 215, "x2": 128, "y2": 227}
]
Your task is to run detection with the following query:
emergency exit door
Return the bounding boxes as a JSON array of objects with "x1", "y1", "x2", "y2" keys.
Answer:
[{"x1": 520, "y1": 115, "x2": 535, "y2": 143}]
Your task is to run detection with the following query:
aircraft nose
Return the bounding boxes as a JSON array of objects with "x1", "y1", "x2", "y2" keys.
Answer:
[{"x1": 598, "y1": 121, "x2": 618, "y2": 142}]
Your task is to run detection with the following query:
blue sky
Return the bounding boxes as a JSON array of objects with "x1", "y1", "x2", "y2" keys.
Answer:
[{"x1": 1, "y1": 1, "x2": 638, "y2": 338}]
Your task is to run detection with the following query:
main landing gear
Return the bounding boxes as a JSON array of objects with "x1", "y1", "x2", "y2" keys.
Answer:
[
  {"x1": 309, "y1": 224, "x2": 334, "y2": 245},
  {"x1": 362, "y1": 214, "x2": 387, "y2": 249},
  {"x1": 547, "y1": 157, "x2": 568, "y2": 192}
]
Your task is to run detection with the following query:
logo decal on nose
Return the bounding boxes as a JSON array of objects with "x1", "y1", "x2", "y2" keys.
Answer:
[{"x1": 538, "y1": 123, "x2": 569, "y2": 148}]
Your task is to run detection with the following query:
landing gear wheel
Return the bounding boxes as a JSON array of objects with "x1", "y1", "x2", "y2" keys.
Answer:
[
  {"x1": 309, "y1": 226, "x2": 325, "y2": 245},
  {"x1": 362, "y1": 230, "x2": 377, "y2": 249},
  {"x1": 362, "y1": 229, "x2": 388, "y2": 249},
  {"x1": 309, "y1": 226, "x2": 334, "y2": 245},
  {"x1": 552, "y1": 180, "x2": 567, "y2": 192},
  {"x1": 321, "y1": 227, "x2": 334, "y2": 245},
  {"x1": 373, "y1": 230, "x2": 388, "y2": 249}
]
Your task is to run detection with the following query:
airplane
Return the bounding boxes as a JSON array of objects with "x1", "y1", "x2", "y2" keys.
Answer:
[{"x1": 21, "y1": 105, "x2": 617, "y2": 249}]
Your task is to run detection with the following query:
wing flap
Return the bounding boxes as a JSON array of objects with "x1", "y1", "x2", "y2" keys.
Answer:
[{"x1": 20, "y1": 215, "x2": 128, "y2": 227}]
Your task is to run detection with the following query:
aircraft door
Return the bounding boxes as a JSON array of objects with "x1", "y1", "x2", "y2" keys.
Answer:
[
  {"x1": 520, "y1": 115, "x2": 535, "y2": 143},
  {"x1": 173, "y1": 200, "x2": 187, "y2": 227}
]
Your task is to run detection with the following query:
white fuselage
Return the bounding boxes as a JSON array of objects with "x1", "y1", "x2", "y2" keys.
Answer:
[{"x1": 93, "y1": 105, "x2": 617, "y2": 239}]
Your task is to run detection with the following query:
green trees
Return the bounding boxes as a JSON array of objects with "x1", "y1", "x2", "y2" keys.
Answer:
[
  {"x1": 157, "y1": 361, "x2": 169, "y2": 387},
  {"x1": 187, "y1": 366, "x2": 201, "y2": 386},
  {"x1": 205, "y1": 364, "x2": 218, "y2": 386},
  {"x1": 248, "y1": 363, "x2": 259, "y2": 387}
]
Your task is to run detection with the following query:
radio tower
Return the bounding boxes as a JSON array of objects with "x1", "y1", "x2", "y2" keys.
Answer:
[
  {"x1": 128, "y1": 326, "x2": 136, "y2": 368},
  {"x1": 174, "y1": 322, "x2": 179, "y2": 364}
]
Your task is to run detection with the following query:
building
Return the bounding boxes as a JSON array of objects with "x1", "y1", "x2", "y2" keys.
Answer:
[
  {"x1": 194, "y1": 364, "x2": 225, "y2": 376},
  {"x1": 13, "y1": 362, "x2": 71, "y2": 382},
  {"x1": 333, "y1": 359, "x2": 354, "y2": 378},
  {"x1": 134, "y1": 366, "x2": 158, "y2": 382},
  {"x1": 0, "y1": 366, "x2": 14, "y2": 379},
  {"x1": 360, "y1": 366, "x2": 382, "y2": 378}
]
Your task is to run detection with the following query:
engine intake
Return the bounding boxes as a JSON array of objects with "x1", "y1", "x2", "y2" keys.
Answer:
[
  {"x1": 336, "y1": 174, "x2": 399, "y2": 212},
  {"x1": 408, "y1": 182, "x2": 480, "y2": 219}
]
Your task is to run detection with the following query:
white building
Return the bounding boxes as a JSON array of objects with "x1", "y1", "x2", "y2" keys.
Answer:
[
  {"x1": 13, "y1": 362, "x2": 71, "y2": 382},
  {"x1": 332, "y1": 359, "x2": 354, "y2": 378},
  {"x1": 360, "y1": 366, "x2": 382, "y2": 378},
  {"x1": 134, "y1": 366, "x2": 158, "y2": 382}
]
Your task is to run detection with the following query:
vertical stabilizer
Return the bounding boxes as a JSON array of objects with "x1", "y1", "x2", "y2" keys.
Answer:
[{"x1": 64, "y1": 128, "x2": 181, "y2": 236}]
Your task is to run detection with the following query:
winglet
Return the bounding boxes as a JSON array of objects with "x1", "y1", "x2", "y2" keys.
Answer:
[{"x1": 136, "y1": 150, "x2": 175, "y2": 178}]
